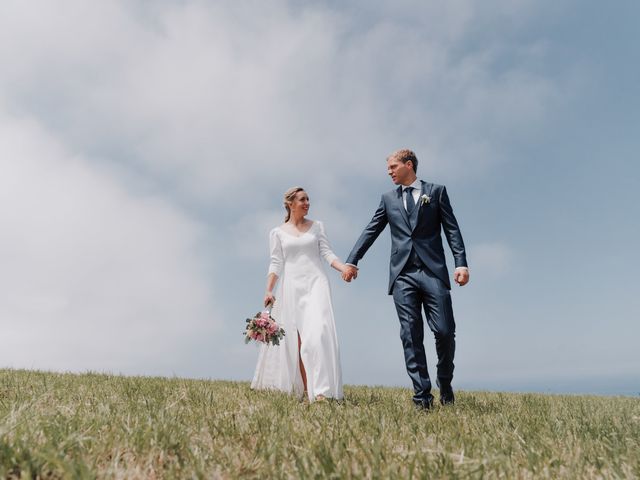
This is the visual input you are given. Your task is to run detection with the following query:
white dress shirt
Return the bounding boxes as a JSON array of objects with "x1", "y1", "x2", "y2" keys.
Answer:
[{"x1": 402, "y1": 179, "x2": 422, "y2": 211}]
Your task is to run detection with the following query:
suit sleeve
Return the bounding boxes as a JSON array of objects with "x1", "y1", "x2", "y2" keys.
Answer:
[
  {"x1": 439, "y1": 186, "x2": 468, "y2": 268},
  {"x1": 345, "y1": 197, "x2": 388, "y2": 266}
]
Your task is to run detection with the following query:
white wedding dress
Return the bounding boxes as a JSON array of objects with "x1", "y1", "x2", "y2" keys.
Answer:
[{"x1": 251, "y1": 220, "x2": 343, "y2": 402}]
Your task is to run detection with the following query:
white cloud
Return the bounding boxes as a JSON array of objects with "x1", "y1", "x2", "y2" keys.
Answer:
[
  {"x1": 468, "y1": 242, "x2": 515, "y2": 277},
  {"x1": 0, "y1": 113, "x2": 217, "y2": 374},
  {"x1": 228, "y1": 209, "x2": 284, "y2": 261},
  {"x1": 0, "y1": 0, "x2": 566, "y2": 205}
]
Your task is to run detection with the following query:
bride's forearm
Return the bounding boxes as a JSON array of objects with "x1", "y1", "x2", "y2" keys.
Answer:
[
  {"x1": 265, "y1": 273, "x2": 278, "y2": 293},
  {"x1": 330, "y1": 259, "x2": 346, "y2": 273},
  {"x1": 264, "y1": 273, "x2": 278, "y2": 307}
]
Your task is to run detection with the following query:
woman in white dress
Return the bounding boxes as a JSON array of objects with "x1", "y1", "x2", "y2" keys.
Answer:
[{"x1": 251, "y1": 187, "x2": 350, "y2": 402}]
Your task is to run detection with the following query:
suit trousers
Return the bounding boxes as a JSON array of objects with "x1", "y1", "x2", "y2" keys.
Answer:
[{"x1": 392, "y1": 261, "x2": 456, "y2": 404}]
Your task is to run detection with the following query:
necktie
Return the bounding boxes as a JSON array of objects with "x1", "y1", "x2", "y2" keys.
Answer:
[{"x1": 405, "y1": 187, "x2": 415, "y2": 214}]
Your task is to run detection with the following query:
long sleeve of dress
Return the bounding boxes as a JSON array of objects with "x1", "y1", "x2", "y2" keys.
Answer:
[
  {"x1": 317, "y1": 221, "x2": 339, "y2": 266},
  {"x1": 268, "y1": 229, "x2": 284, "y2": 277}
]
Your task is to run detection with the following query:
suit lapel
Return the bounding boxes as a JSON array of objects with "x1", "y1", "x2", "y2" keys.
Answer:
[
  {"x1": 410, "y1": 181, "x2": 430, "y2": 232},
  {"x1": 396, "y1": 186, "x2": 411, "y2": 229},
  {"x1": 409, "y1": 188, "x2": 420, "y2": 230}
]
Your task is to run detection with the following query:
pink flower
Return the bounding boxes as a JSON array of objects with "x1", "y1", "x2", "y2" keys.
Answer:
[{"x1": 244, "y1": 310, "x2": 284, "y2": 345}]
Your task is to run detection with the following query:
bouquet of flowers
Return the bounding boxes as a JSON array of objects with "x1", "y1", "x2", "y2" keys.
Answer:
[{"x1": 244, "y1": 310, "x2": 285, "y2": 346}]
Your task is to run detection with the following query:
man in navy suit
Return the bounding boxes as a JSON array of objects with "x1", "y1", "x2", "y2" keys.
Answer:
[{"x1": 343, "y1": 149, "x2": 469, "y2": 409}]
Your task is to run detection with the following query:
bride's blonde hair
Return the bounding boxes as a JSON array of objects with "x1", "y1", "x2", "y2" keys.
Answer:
[{"x1": 283, "y1": 186, "x2": 305, "y2": 222}]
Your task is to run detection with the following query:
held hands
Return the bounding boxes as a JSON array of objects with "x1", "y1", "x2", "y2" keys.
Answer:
[
  {"x1": 341, "y1": 265, "x2": 358, "y2": 283},
  {"x1": 454, "y1": 267, "x2": 469, "y2": 286}
]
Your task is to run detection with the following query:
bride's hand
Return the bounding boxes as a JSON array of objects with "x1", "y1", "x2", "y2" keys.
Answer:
[{"x1": 264, "y1": 292, "x2": 276, "y2": 308}]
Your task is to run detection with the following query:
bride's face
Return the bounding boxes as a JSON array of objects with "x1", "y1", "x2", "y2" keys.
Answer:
[{"x1": 289, "y1": 191, "x2": 310, "y2": 217}]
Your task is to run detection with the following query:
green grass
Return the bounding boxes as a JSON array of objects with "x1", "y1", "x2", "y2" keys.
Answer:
[{"x1": 0, "y1": 369, "x2": 638, "y2": 479}]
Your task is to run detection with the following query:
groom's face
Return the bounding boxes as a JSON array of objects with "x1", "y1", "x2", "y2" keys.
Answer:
[{"x1": 387, "y1": 158, "x2": 414, "y2": 185}]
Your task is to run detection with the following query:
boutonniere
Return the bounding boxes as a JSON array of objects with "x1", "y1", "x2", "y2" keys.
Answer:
[{"x1": 420, "y1": 194, "x2": 431, "y2": 206}]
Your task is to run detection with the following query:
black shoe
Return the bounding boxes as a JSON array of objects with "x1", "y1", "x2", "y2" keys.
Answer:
[
  {"x1": 439, "y1": 391, "x2": 455, "y2": 406},
  {"x1": 413, "y1": 397, "x2": 434, "y2": 411},
  {"x1": 437, "y1": 379, "x2": 454, "y2": 405}
]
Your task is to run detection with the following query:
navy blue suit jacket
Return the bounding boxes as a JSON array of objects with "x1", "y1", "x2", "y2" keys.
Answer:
[{"x1": 346, "y1": 181, "x2": 467, "y2": 294}]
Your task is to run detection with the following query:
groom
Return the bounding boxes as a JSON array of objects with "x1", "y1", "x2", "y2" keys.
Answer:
[{"x1": 343, "y1": 149, "x2": 469, "y2": 410}]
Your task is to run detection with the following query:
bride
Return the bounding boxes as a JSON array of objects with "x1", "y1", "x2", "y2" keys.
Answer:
[{"x1": 251, "y1": 187, "x2": 350, "y2": 402}]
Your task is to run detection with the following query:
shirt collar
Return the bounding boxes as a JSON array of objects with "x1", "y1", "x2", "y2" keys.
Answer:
[{"x1": 402, "y1": 179, "x2": 422, "y2": 191}]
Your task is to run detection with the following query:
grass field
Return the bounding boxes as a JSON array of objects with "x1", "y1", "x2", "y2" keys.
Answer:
[{"x1": 0, "y1": 369, "x2": 638, "y2": 479}]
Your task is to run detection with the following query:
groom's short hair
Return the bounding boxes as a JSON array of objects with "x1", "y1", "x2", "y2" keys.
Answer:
[{"x1": 388, "y1": 149, "x2": 418, "y2": 173}]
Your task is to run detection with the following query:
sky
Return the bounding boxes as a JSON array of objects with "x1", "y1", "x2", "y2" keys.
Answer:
[{"x1": 1, "y1": 0, "x2": 638, "y2": 396}]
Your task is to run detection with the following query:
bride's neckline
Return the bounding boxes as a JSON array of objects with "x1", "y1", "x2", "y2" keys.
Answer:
[{"x1": 278, "y1": 220, "x2": 315, "y2": 238}]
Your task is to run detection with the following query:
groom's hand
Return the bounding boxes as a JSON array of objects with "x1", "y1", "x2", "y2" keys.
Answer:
[
  {"x1": 454, "y1": 267, "x2": 469, "y2": 286},
  {"x1": 342, "y1": 265, "x2": 358, "y2": 282}
]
